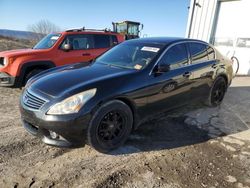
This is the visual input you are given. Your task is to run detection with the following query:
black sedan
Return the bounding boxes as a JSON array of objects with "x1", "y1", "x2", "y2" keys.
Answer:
[{"x1": 20, "y1": 37, "x2": 233, "y2": 153}]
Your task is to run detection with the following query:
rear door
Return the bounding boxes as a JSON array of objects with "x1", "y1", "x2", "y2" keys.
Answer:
[
  {"x1": 187, "y1": 42, "x2": 217, "y2": 100},
  {"x1": 145, "y1": 43, "x2": 194, "y2": 114},
  {"x1": 91, "y1": 34, "x2": 116, "y2": 58}
]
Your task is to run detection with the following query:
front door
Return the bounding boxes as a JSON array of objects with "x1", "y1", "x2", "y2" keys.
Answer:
[
  {"x1": 145, "y1": 43, "x2": 194, "y2": 115},
  {"x1": 56, "y1": 34, "x2": 110, "y2": 66}
]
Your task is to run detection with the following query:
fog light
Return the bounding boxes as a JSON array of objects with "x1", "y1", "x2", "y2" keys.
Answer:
[
  {"x1": 49, "y1": 131, "x2": 59, "y2": 139},
  {"x1": 0, "y1": 77, "x2": 10, "y2": 83}
]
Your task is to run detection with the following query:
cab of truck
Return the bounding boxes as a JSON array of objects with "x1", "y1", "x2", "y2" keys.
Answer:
[
  {"x1": 112, "y1": 21, "x2": 143, "y2": 40},
  {"x1": 0, "y1": 29, "x2": 124, "y2": 87}
]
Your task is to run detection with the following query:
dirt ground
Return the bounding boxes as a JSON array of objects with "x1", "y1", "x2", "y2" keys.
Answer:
[
  {"x1": 0, "y1": 77, "x2": 250, "y2": 188},
  {"x1": 0, "y1": 36, "x2": 34, "y2": 51}
]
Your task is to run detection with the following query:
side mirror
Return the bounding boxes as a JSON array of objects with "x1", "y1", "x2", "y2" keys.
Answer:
[
  {"x1": 112, "y1": 41, "x2": 118, "y2": 47},
  {"x1": 140, "y1": 24, "x2": 144, "y2": 31},
  {"x1": 157, "y1": 64, "x2": 170, "y2": 73},
  {"x1": 62, "y1": 43, "x2": 72, "y2": 51}
]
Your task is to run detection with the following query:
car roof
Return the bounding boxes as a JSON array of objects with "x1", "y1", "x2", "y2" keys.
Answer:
[
  {"x1": 124, "y1": 37, "x2": 208, "y2": 46},
  {"x1": 58, "y1": 31, "x2": 121, "y2": 36}
]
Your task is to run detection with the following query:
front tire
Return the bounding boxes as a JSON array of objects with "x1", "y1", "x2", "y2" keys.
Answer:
[
  {"x1": 207, "y1": 76, "x2": 227, "y2": 107},
  {"x1": 87, "y1": 100, "x2": 133, "y2": 153},
  {"x1": 24, "y1": 68, "x2": 45, "y2": 85}
]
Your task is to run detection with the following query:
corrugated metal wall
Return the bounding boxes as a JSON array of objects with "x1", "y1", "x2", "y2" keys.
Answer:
[
  {"x1": 186, "y1": 0, "x2": 218, "y2": 42},
  {"x1": 186, "y1": 0, "x2": 250, "y2": 75}
]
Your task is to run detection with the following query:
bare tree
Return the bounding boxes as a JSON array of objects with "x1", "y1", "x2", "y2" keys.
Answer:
[{"x1": 27, "y1": 19, "x2": 61, "y2": 40}]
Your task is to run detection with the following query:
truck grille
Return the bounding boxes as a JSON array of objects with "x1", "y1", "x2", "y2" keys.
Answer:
[{"x1": 23, "y1": 90, "x2": 47, "y2": 110}]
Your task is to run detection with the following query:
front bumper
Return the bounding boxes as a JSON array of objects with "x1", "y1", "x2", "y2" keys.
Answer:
[
  {"x1": 20, "y1": 103, "x2": 92, "y2": 148},
  {"x1": 0, "y1": 72, "x2": 17, "y2": 87}
]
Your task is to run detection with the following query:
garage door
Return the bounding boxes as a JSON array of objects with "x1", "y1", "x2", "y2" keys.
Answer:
[{"x1": 214, "y1": 0, "x2": 250, "y2": 75}]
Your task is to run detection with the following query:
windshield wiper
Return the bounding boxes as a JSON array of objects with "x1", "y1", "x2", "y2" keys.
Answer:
[
  {"x1": 97, "y1": 62, "x2": 134, "y2": 70},
  {"x1": 109, "y1": 63, "x2": 134, "y2": 69},
  {"x1": 97, "y1": 62, "x2": 109, "y2": 66}
]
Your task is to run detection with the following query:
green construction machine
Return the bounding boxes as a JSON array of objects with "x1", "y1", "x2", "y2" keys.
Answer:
[{"x1": 112, "y1": 20, "x2": 143, "y2": 40}]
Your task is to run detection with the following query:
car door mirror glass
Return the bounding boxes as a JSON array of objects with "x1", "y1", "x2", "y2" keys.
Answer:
[{"x1": 62, "y1": 43, "x2": 72, "y2": 51}]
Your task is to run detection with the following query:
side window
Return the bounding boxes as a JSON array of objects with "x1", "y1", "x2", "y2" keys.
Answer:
[
  {"x1": 159, "y1": 43, "x2": 189, "y2": 70},
  {"x1": 189, "y1": 42, "x2": 208, "y2": 64},
  {"x1": 94, "y1": 35, "x2": 111, "y2": 48},
  {"x1": 207, "y1": 46, "x2": 215, "y2": 60},
  {"x1": 111, "y1": 35, "x2": 118, "y2": 46},
  {"x1": 61, "y1": 35, "x2": 94, "y2": 50}
]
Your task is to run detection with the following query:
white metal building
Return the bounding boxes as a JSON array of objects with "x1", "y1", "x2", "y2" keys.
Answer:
[{"x1": 186, "y1": 0, "x2": 250, "y2": 75}]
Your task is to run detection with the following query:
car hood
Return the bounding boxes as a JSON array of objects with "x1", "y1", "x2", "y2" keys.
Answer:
[
  {"x1": 28, "y1": 63, "x2": 136, "y2": 98},
  {"x1": 0, "y1": 48, "x2": 46, "y2": 58}
]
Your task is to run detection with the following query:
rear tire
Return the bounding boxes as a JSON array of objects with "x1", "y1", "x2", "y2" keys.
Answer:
[
  {"x1": 87, "y1": 100, "x2": 133, "y2": 153},
  {"x1": 24, "y1": 68, "x2": 45, "y2": 85},
  {"x1": 206, "y1": 76, "x2": 227, "y2": 107}
]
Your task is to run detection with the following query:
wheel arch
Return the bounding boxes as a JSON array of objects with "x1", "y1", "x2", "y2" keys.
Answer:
[
  {"x1": 115, "y1": 97, "x2": 139, "y2": 129},
  {"x1": 94, "y1": 96, "x2": 139, "y2": 130},
  {"x1": 216, "y1": 73, "x2": 229, "y2": 87},
  {"x1": 19, "y1": 61, "x2": 56, "y2": 86}
]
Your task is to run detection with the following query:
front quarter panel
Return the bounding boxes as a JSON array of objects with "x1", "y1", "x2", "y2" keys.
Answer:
[{"x1": 77, "y1": 70, "x2": 150, "y2": 123}]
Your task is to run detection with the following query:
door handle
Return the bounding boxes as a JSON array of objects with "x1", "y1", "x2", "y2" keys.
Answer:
[
  {"x1": 183, "y1": 72, "x2": 191, "y2": 78},
  {"x1": 82, "y1": 53, "x2": 91, "y2": 56}
]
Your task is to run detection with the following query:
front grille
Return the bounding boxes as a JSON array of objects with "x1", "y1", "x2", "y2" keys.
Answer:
[
  {"x1": 23, "y1": 90, "x2": 47, "y2": 110},
  {"x1": 0, "y1": 57, "x2": 4, "y2": 67}
]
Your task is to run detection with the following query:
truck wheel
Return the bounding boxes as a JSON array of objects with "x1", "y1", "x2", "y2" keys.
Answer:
[
  {"x1": 24, "y1": 68, "x2": 45, "y2": 85},
  {"x1": 206, "y1": 76, "x2": 227, "y2": 107},
  {"x1": 87, "y1": 100, "x2": 133, "y2": 153}
]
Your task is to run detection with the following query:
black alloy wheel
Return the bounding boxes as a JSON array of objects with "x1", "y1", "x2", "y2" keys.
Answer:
[
  {"x1": 210, "y1": 77, "x2": 227, "y2": 106},
  {"x1": 97, "y1": 111, "x2": 126, "y2": 142},
  {"x1": 87, "y1": 100, "x2": 133, "y2": 153}
]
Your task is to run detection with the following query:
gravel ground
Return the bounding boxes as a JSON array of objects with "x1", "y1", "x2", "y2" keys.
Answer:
[{"x1": 0, "y1": 77, "x2": 250, "y2": 188}]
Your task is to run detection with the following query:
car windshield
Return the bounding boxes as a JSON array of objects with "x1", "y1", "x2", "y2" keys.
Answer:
[
  {"x1": 33, "y1": 33, "x2": 61, "y2": 49},
  {"x1": 96, "y1": 43, "x2": 164, "y2": 70}
]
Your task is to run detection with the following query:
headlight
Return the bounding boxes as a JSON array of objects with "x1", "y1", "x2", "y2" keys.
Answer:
[{"x1": 47, "y1": 88, "x2": 97, "y2": 115}]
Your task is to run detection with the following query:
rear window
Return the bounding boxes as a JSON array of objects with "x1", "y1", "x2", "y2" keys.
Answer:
[
  {"x1": 94, "y1": 35, "x2": 111, "y2": 48},
  {"x1": 189, "y1": 42, "x2": 208, "y2": 64},
  {"x1": 207, "y1": 46, "x2": 215, "y2": 60}
]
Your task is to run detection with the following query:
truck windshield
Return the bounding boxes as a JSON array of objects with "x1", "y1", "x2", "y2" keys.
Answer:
[
  {"x1": 96, "y1": 43, "x2": 164, "y2": 70},
  {"x1": 116, "y1": 23, "x2": 127, "y2": 34},
  {"x1": 33, "y1": 34, "x2": 61, "y2": 49}
]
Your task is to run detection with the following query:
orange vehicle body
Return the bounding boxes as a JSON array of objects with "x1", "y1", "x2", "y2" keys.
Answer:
[{"x1": 0, "y1": 30, "x2": 124, "y2": 87}]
